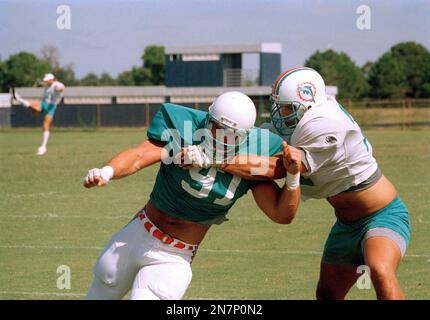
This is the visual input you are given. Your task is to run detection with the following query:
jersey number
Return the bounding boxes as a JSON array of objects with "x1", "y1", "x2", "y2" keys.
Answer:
[{"x1": 181, "y1": 167, "x2": 241, "y2": 205}]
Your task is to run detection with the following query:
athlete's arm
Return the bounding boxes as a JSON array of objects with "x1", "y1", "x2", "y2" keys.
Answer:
[
  {"x1": 220, "y1": 150, "x2": 308, "y2": 181},
  {"x1": 220, "y1": 154, "x2": 285, "y2": 180},
  {"x1": 177, "y1": 145, "x2": 307, "y2": 180},
  {"x1": 83, "y1": 139, "x2": 166, "y2": 188},
  {"x1": 54, "y1": 82, "x2": 65, "y2": 92},
  {"x1": 250, "y1": 141, "x2": 301, "y2": 224}
]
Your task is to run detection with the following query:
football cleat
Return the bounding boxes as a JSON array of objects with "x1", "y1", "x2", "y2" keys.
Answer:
[{"x1": 36, "y1": 146, "x2": 47, "y2": 156}]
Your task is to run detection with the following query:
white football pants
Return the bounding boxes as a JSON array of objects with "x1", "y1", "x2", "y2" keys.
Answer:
[{"x1": 86, "y1": 213, "x2": 195, "y2": 300}]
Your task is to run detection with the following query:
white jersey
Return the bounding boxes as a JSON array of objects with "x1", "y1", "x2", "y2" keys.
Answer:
[
  {"x1": 42, "y1": 81, "x2": 65, "y2": 105},
  {"x1": 262, "y1": 96, "x2": 378, "y2": 201}
]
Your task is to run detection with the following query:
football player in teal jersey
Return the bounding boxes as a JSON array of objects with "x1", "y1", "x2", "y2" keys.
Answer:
[{"x1": 83, "y1": 91, "x2": 302, "y2": 300}]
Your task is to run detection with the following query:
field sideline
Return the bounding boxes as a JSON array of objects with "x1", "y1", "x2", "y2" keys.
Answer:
[{"x1": 0, "y1": 128, "x2": 429, "y2": 299}]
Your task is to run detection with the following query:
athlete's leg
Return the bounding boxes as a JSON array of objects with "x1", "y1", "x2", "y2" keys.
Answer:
[
  {"x1": 37, "y1": 115, "x2": 54, "y2": 155},
  {"x1": 42, "y1": 115, "x2": 54, "y2": 131},
  {"x1": 362, "y1": 198, "x2": 410, "y2": 300},
  {"x1": 27, "y1": 101, "x2": 42, "y2": 113},
  {"x1": 129, "y1": 259, "x2": 192, "y2": 300},
  {"x1": 13, "y1": 91, "x2": 42, "y2": 112},
  {"x1": 363, "y1": 236, "x2": 404, "y2": 300},
  {"x1": 317, "y1": 217, "x2": 362, "y2": 300},
  {"x1": 86, "y1": 218, "x2": 142, "y2": 300},
  {"x1": 85, "y1": 237, "x2": 138, "y2": 300},
  {"x1": 86, "y1": 275, "x2": 128, "y2": 300},
  {"x1": 316, "y1": 262, "x2": 360, "y2": 300}
]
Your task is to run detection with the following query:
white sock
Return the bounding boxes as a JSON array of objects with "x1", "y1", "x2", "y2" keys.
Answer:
[
  {"x1": 15, "y1": 92, "x2": 30, "y2": 107},
  {"x1": 40, "y1": 131, "x2": 50, "y2": 149}
]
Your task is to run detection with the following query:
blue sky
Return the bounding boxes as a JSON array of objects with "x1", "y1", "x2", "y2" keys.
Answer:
[{"x1": 1, "y1": 0, "x2": 429, "y2": 78}]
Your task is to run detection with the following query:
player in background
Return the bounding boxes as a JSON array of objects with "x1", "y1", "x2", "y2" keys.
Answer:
[
  {"x1": 182, "y1": 68, "x2": 411, "y2": 300},
  {"x1": 83, "y1": 91, "x2": 302, "y2": 300},
  {"x1": 12, "y1": 73, "x2": 65, "y2": 155}
]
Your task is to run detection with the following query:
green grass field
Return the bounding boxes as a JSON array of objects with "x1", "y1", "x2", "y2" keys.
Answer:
[{"x1": 0, "y1": 128, "x2": 429, "y2": 300}]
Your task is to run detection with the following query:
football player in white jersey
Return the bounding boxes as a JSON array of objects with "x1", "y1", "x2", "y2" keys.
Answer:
[
  {"x1": 13, "y1": 73, "x2": 65, "y2": 155},
  {"x1": 182, "y1": 68, "x2": 410, "y2": 300}
]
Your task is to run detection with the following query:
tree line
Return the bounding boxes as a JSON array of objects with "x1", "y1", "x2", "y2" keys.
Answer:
[
  {"x1": 0, "y1": 45, "x2": 165, "y2": 90},
  {"x1": 305, "y1": 41, "x2": 430, "y2": 99},
  {"x1": 1, "y1": 41, "x2": 430, "y2": 99}
]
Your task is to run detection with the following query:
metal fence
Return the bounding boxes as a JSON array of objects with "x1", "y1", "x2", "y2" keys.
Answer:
[
  {"x1": 258, "y1": 98, "x2": 430, "y2": 129},
  {"x1": 4, "y1": 96, "x2": 430, "y2": 129},
  {"x1": 8, "y1": 102, "x2": 213, "y2": 128}
]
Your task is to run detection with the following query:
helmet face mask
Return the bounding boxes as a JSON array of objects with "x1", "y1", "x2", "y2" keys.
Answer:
[
  {"x1": 270, "y1": 99, "x2": 307, "y2": 138},
  {"x1": 202, "y1": 111, "x2": 248, "y2": 159}
]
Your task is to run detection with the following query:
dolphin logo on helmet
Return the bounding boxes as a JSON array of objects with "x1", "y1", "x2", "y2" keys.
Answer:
[{"x1": 297, "y1": 82, "x2": 316, "y2": 103}]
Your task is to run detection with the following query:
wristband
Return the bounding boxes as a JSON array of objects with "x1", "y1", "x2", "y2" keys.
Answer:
[
  {"x1": 286, "y1": 172, "x2": 300, "y2": 190},
  {"x1": 100, "y1": 166, "x2": 114, "y2": 182}
]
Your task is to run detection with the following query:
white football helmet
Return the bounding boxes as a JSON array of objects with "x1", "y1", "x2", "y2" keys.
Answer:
[
  {"x1": 270, "y1": 67, "x2": 327, "y2": 137},
  {"x1": 203, "y1": 91, "x2": 256, "y2": 154}
]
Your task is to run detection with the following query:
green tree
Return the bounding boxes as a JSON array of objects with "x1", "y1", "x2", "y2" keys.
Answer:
[
  {"x1": 305, "y1": 49, "x2": 368, "y2": 99},
  {"x1": 0, "y1": 47, "x2": 77, "y2": 90},
  {"x1": 142, "y1": 45, "x2": 165, "y2": 85},
  {"x1": 79, "y1": 73, "x2": 99, "y2": 86},
  {"x1": 39, "y1": 46, "x2": 77, "y2": 86},
  {"x1": 52, "y1": 64, "x2": 77, "y2": 86},
  {"x1": 99, "y1": 72, "x2": 116, "y2": 86},
  {"x1": 116, "y1": 70, "x2": 135, "y2": 86},
  {"x1": 0, "y1": 60, "x2": 7, "y2": 92},
  {"x1": 116, "y1": 67, "x2": 152, "y2": 86},
  {"x1": 367, "y1": 42, "x2": 430, "y2": 98},
  {"x1": 4, "y1": 52, "x2": 51, "y2": 88},
  {"x1": 131, "y1": 66, "x2": 152, "y2": 85},
  {"x1": 361, "y1": 61, "x2": 373, "y2": 79},
  {"x1": 114, "y1": 45, "x2": 165, "y2": 86}
]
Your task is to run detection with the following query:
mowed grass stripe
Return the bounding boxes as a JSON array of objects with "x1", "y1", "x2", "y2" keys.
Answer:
[{"x1": 1, "y1": 245, "x2": 429, "y2": 259}]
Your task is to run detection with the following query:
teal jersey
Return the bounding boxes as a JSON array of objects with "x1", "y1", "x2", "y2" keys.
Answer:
[{"x1": 148, "y1": 103, "x2": 283, "y2": 223}]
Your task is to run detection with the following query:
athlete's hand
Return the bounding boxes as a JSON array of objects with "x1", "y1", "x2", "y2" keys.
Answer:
[
  {"x1": 175, "y1": 148, "x2": 192, "y2": 169},
  {"x1": 83, "y1": 167, "x2": 113, "y2": 188},
  {"x1": 54, "y1": 82, "x2": 65, "y2": 92},
  {"x1": 282, "y1": 141, "x2": 301, "y2": 175},
  {"x1": 175, "y1": 145, "x2": 212, "y2": 169}
]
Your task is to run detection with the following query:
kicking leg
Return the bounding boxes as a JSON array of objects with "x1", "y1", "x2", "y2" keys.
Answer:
[
  {"x1": 316, "y1": 262, "x2": 360, "y2": 300},
  {"x1": 13, "y1": 90, "x2": 42, "y2": 112},
  {"x1": 28, "y1": 101, "x2": 42, "y2": 113},
  {"x1": 363, "y1": 235, "x2": 404, "y2": 300},
  {"x1": 27, "y1": 101, "x2": 42, "y2": 113}
]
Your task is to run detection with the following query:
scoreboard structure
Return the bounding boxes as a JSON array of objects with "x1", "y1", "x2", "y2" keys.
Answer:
[{"x1": 165, "y1": 43, "x2": 282, "y2": 87}]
